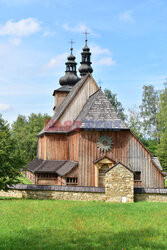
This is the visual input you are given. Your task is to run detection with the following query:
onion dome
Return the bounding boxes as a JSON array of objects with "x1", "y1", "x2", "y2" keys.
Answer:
[
  {"x1": 78, "y1": 38, "x2": 93, "y2": 77},
  {"x1": 59, "y1": 47, "x2": 80, "y2": 86}
]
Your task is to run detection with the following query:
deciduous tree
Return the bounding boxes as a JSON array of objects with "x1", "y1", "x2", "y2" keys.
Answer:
[{"x1": 104, "y1": 88, "x2": 126, "y2": 121}]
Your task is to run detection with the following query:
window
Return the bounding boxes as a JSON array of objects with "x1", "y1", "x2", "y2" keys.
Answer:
[
  {"x1": 66, "y1": 177, "x2": 78, "y2": 184},
  {"x1": 37, "y1": 173, "x2": 58, "y2": 179},
  {"x1": 134, "y1": 171, "x2": 141, "y2": 181}
]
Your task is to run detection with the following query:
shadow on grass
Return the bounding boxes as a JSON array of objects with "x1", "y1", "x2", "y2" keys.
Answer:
[{"x1": 0, "y1": 227, "x2": 165, "y2": 250}]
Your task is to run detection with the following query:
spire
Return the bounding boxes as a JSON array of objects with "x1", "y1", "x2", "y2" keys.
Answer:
[
  {"x1": 59, "y1": 40, "x2": 80, "y2": 86},
  {"x1": 78, "y1": 31, "x2": 93, "y2": 77}
]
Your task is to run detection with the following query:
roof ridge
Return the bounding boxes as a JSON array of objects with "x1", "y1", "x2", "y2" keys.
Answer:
[
  {"x1": 55, "y1": 160, "x2": 66, "y2": 171},
  {"x1": 75, "y1": 89, "x2": 101, "y2": 122},
  {"x1": 88, "y1": 88, "x2": 100, "y2": 98},
  {"x1": 33, "y1": 160, "x2": 45, "y2": 172},
  {"x1": 49, "y1": 74, "x2": 90, "y2": 128}
]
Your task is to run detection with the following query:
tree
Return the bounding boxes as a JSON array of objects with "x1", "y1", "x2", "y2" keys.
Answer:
[
  {"x1": 139, "y1": 85, "x2": 159, "y2": 138},
  {"x1": 0, "y1": 114, "x2": 23, "y2": 191},
  {"x1": 156, "y1": 131, "x2": 167, "y2": 171},
  {"x1": 157, "y1": 83, "x2": 167, "y2": 170},
  {"x1": 104, "y1": 88, "x2": 126, "y2": 121},
  {"x1": 127, "y1": 108, "x2": 143, "y2": 139},
  {"x1": 12, "y1": 113, "x2": 51, "y2": 166}
]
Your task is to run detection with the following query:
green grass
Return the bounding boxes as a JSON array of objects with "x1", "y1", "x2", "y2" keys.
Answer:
[
  {"x1": 0, "y1": 200, "x2": 167, "y2": 249},
  {"x1": 165, "y1": 179, "x2": 167, "y2": 187},
  {"x1": 17, "y1": 175, "x2": 32, "y2": 184}
]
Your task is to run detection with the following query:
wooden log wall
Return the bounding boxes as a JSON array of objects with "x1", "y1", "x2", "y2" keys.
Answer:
[{"x1": 38, "y1": 129, "x2": 164, "y2": 188}]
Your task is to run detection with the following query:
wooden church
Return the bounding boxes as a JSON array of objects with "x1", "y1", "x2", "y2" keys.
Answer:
[{"x1": 25, "y1": 38, "x2": 165, "y2": 188}]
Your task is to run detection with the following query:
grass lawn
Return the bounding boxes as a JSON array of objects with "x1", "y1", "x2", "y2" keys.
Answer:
[{"x1": 0, "y1": 200, "x2": 167, "y2": 249}]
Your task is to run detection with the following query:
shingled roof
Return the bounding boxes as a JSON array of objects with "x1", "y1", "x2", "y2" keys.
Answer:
[
  {"x1": 25, "y1": 158, "x2": 78, "y2": 177},
  {"x1": 51, "y1": 74, "x2": 89, "y2": 127},
  {"x1": 76, "y1": 89, "x2": 127, "y2": 129},
  {"x1": 53, "y1": 85, "x2": 73, "y2": 95},
  {"x1": 152, "y1": 157, "x2": 163, "y2": 171},
  {"x1": 38, "y1": 74, "x2": 90, "y2": 136},
  {"x1": 38, "y1": 74, "x2": 128, "y2": 136}
]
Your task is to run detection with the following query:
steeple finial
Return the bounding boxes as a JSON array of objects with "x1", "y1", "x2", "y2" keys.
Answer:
[
  {"x1": 82, "y1": 30, "x2": 89, "y2": 46},
  {"x1": 69, "y1": 39, "x2": 75, "y2": 54}
]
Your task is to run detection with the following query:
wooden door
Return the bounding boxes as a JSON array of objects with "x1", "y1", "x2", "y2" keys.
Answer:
[{"x1": 99, "y1": 164, "x2": 109, "y2": 187}]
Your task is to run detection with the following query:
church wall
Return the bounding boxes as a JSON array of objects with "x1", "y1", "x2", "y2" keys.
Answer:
[
  {"x1": 54, "y1": 92, "x2": 69, "y2": 113},
  {"x1": 45, "y1": 134, "x2": 68, "y2": 160},
  {"x1": 68, "y1": 132, "x2": 80, "y2": 162},
  {"x1": 38, "y1": 129, "x2": 164, "y2": 188},
  {"x1": 59, "y1": 77, "x2": 99, "y2": 124},
  {"x1": 76, "y1": 130, "x2": 164, "y2": 188},
  {"x1": 38, "y1": 134, "x2": 68, "y2": 160}
]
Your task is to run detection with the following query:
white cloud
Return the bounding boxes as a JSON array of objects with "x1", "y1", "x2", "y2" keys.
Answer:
[
  {"x1": 91, "y1": 45, "x2": 110, "y2": 56},
  {"x1": 43, "y1": 30, "x2": 56, "y2": 37},
  {"x1": 63, "y1": 23, "x2": 92, "y2": 33},
  {"x1": 45, "y1": 53, "x2": 68, "y2": 69},
  {"x1": 90, "y1": 44, "x2": 116, "y2": 66},
  {"x1": 9, "y1": 38, "x2": 22, "y2": 46},
  {"x1": 119, "y1": 10, "x2": 134, "y2": 23},
  {"x1": 97, "y1": 57, "x2": 116, "y2": 66},
  {"x1": 0, "y1": 103, "x2": 11, "y2": 111},
  {"x1": 0, "y1": 18, "x2": 41, "y2": 37}
]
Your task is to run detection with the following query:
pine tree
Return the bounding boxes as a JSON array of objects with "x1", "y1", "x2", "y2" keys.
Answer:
[{"x1": 0, "y1": 114, "x2": 23, "y2": 190}]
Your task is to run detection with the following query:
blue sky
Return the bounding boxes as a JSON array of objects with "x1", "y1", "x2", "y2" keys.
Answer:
[{"x1": 0, "y1": 0, "x2": 167, "y2": 123}]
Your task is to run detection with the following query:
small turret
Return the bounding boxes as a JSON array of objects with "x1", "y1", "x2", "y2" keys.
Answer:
[
  {"x1": 78, "y1": 32, "x2": 93, "y2": 77},
  {"x1": 59, "y1": 43, "x2": 80, "y2": 86}
]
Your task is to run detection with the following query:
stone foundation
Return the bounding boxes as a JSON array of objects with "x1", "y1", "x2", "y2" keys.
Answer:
[{"x1": 135, "y1": 188, "x2": 167, "y2": 202}]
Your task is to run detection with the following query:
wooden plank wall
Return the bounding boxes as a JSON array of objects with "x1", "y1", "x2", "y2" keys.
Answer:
[
  {"x1": 76, "y1": 130, "x2": 164, "y2": 188},
  {"x1": 38, "y1": 130, "x2": 164, "y2": 188},
  {"x1": 38, "y1": 134, "x2": 68, "y2": 161}
]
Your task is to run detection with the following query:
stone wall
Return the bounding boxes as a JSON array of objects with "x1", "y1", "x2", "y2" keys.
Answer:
[
  {"x1": 135, "y1": 188, "x2": 167, "y2": 202},
  {"x1": 105, "y1": 163, "x2": 134, "y2": 203},
  {"x1": 0, "y1": 185, "x2": 105, "y2": 201},
  {"x1": 1, "y1": 186, "x2": 167, "y2": 203},
  {"x1": 0, "y1": 163, "x2": 135, "y2": 203}
]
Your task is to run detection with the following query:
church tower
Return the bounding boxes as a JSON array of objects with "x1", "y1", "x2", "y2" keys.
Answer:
[
  {"x1": 53, "y1": 44, "x2": 80, "y2": 112},
  {"x1": 59, "y1": 46, "x2": 80, "y2": 86},
  {"x1": 78, "y1": 34, "x2": 93, "y2": 77}
]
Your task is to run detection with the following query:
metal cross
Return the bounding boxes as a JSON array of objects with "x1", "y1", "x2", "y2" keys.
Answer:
[
  {"x1": 98, "y1": 80, "x2": 103, "y2": 89},
  {"x1": 83, "y1": 30, "x2": 90, "y2": 45},
  {"x1": 69, "y1": 39, "x2": 75, "y2": 52}
]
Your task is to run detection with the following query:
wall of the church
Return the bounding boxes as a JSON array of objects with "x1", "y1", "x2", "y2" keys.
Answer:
[
  {"x1": 54, "y1": 92, "x2": 69, "y2": 113},
  {"x1": 38, "y1": 134, "x2": 68, "y2": 160},
  {"x1": 77, "y1": 130, "x2": 164, "y2": 188},
  {"x1": 38, "y1": 129, "x2": 164, "y2": 188}
]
